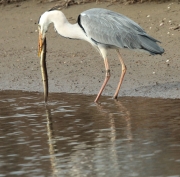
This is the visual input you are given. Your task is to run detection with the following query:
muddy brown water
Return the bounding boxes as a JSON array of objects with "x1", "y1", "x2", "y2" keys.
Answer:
[{"x1": 0, "y1": 91, "x2": 180, "y2": 177}]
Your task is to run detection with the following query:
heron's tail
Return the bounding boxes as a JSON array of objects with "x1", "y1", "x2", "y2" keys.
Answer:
[{"x1": 139, "y1": 34, "x2": 164, "y2": 55}]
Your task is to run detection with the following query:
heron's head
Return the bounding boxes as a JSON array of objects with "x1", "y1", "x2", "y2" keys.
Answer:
[
  {"x1": 38, "y1": 9, "x2": 66, "y2": 57},
  {"x1": 38, "y1": 11, "x2": 51, "y2": 57}
]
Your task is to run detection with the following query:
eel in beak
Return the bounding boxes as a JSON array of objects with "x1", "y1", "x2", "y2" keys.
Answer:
[{"x1": 38, "y1": 31, "x2": 48, "y2": 103}]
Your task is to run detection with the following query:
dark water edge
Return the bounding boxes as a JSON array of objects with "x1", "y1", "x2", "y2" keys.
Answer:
[{"x1": 0, "y1": 90, "x2": 180, "y2": 177}]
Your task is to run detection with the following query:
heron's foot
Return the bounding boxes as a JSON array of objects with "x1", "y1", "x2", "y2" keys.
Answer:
[
  {"x1": 94, "y1": 100, "x2": 101, "y2": 105},
  {"x1": 94, "y1": 99, "x2": 98, "y2": 103},
  {"x1": 113, "y1": 95, "x2": 118, "y2": 100}
]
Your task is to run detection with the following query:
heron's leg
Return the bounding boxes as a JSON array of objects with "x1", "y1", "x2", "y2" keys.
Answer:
[
  {"x1": 113, "y1": 50, "x2": 127, "y2": 99},
  {"x1": 94, "y1": 57, "x2": 110, "y2": 103}
]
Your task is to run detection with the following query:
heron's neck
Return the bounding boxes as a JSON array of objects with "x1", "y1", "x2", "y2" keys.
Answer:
[
  {"x1": 50, "y1": 12, "x2": 86, "y2": 40},
  {"x1": 57, "y1": 22, "x2": 85, "y2": 40}
]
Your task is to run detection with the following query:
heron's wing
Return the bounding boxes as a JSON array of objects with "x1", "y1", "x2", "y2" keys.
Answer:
[{"x1": 79, "y1": 8, "x2": 158, "y2": 50}]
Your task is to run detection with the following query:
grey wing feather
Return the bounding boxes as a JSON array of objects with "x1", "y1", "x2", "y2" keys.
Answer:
[{"x1": 80, "y1": 8, "x2": 164, "y2": 55}]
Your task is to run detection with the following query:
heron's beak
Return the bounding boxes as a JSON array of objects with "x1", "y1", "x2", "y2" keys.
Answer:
[{"x1": 38, "y1": 31, "x2": 44, "y2": 57}]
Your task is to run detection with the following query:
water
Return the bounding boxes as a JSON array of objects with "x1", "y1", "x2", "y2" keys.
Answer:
[{"x1": 0, "y1": 91, "x2": 180, "y2": 177}]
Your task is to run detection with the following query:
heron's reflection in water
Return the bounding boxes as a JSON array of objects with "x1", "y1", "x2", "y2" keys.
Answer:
[
  {"x1": 96, "y1": 99, "x2": 133, "y2": 171},
  {"x1": 45, "y1": 99, "x2": 133, "y2": 176}
]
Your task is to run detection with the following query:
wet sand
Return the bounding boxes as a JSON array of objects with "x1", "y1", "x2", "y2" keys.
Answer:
[{"x1": 0, "y1": 1, "x2": 180, "y2": 99}]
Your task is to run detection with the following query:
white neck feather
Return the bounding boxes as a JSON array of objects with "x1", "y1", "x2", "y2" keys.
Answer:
[{"x1": 40, "y1": 10, "x2": 87, "y2": 40}]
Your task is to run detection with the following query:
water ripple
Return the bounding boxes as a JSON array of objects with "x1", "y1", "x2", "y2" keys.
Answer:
[{"x1": 0, "y1": 91, "x2": 180, "y2": 177}]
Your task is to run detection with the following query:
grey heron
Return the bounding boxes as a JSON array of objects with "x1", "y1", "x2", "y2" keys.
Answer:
[{"x1": 38, "y1": 7, "x2": 164, "y2": 103}]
